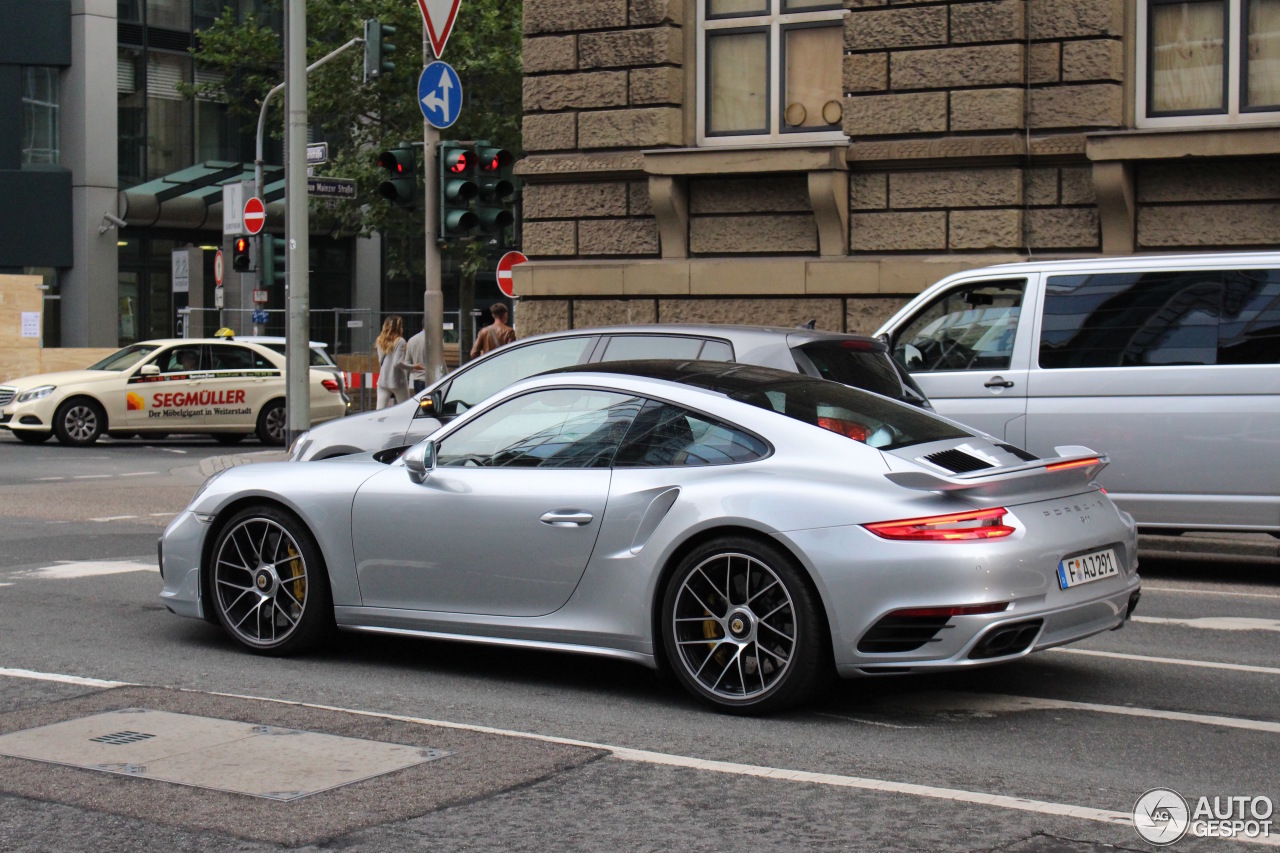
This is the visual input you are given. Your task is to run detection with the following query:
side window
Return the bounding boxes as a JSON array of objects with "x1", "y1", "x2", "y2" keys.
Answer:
[
  {"x1": 437, "y1": 389, "x2": 641, "y2": 469},
  {"x1": 599, "y1": 335, "x2": 711, "y2": 362},
  {"x1": 892, "y1": 280, "x2": 1026, "y2": 373},
  {"x1": 1041, "y1": 268, "x2": 1280, "y2": 368},
  {"x1": 700, "y1": 340, "x2": 734, "y2": 361},
  {"x1": 442, "y1": 337, "x2": 595, "y2": 415},
  {"x1": 210, "y1": 345, "x2": 274, "y2": 371},
  {"x1": 162, "y1": 346, "x2": 203, "y2": 373},
  {"x1": 615, "y1": 400, "x2": 769, "y2": 467}
]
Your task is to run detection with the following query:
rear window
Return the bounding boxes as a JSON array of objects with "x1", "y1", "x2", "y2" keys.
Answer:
[
  {"x1": 258, "y1": 342, "x2": 334, "y2": 367},
  {"x1": 795, "y1": 342, "x2": 907, "y2": 399}
]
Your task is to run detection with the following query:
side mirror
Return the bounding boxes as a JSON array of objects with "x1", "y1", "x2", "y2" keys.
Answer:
[
  {"x1": 415, "y1": 393, "x2": 437, "y2": 419},
  {"x1": 404, "y1": 439, "x2": 437, "y2": 484},
  {"x1": 139, "y1": 364, "x2": 160, "y2": 376}
]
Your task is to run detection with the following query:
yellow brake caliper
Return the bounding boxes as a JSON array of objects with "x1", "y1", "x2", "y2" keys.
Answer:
[{"x1": 288, "y1": 544, "x2": 305, "y2": 615}]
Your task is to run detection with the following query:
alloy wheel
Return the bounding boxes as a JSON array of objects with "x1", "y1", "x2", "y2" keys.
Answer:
[{"x1": 213, "y1": 516, "x2": 310, "y2": 648}]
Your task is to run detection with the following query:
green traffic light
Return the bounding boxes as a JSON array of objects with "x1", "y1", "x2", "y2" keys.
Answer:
[{"x1": 363, "y1": 19, "x2": 397, "y2": 81}]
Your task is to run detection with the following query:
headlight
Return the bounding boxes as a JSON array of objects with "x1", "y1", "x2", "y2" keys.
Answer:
[{"x1": 16, "y1": 385, "x2": 55, "y2": 403}]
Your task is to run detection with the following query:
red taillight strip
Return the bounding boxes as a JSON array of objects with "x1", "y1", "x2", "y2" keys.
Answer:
[
  {"x1": 1045, "y1": 456, "x2": 1102, "y2": 471},
  {"x1": 321, "y1": 379, "x2": 339, "y2": 392},
  {"x1": 863, "y1": 507, "x2": 1016, "y2": 541},
  {"x1": 890, "y1": 602, "x2": 1010, "y2": 618}
]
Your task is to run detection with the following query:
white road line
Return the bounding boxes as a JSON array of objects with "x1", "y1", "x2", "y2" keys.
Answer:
[
  {"x1": 160, "y1": 448, "x2": 187, "y2": 454},
  {"x1": 22, "y1": 560, "x2": 157, "y2": 579},
  {"x1": 1133, "y1": 615, "x2": 1280, "y2": 632},
  {"x1": 0, "y1": 667, "x2": 1276, "y2": 844},
  {"x1": 1050, "y1": 647, "x2": 1280, "y2": 676},
  {"x1": 813, "y1": 713, "x2": 919, "y2": 729},
  {"x1": 89, "y1": 516, "x2": 138, "y2": 523},
  {"x1": 72, "y1": 475, "x2": 113, "y2": 480},
  {"x1": 0, "y1": 668, "x2": 126, "y2": 688},
  {"x1": 119, "y1": 471, "x2": 158, "y2": 478},
  {"x1": 34, "y1": 477, "x2": 64, "y2": 482},
  {"x1": 150, "y1": 512, "x2": 174, "y2": 518},
  {"x1": 1143, "y1": 585, "x2": 1280, "y2": 601}
]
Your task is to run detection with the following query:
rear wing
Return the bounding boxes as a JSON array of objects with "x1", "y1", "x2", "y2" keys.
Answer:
[{"x1": 885, "y1": 448, "x2": 1108, "y2": 503}]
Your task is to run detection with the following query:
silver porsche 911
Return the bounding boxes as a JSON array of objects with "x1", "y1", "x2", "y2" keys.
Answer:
[{"x1": 159, "y1": 361, "x2": 1141, "y2": 713}]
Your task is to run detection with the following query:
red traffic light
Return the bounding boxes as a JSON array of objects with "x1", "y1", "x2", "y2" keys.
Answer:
[
  {"x1": 235, "y1": 238, "x2": 247, "y2": 253},
  {"x1": 449, "y1": 153, "x2": 469, "y2": 173}
]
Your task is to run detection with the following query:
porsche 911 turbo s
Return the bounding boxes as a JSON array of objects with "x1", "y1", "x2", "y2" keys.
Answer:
[{"x1": 160, "y1": 361, "x2": 1141, "y2": 713}]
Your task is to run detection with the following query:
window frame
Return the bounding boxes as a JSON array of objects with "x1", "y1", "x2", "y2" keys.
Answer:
[
  {"x1": 1137, "y1": 0, "x2": 1280, "y2": 126},
  {"x1": 697, "y1": 0, "x2": 849, "y2": 146}
]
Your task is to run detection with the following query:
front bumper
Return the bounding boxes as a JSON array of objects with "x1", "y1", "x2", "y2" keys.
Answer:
[{"x1": 158, "y1": 510, "x2": 208, "y2": 619}]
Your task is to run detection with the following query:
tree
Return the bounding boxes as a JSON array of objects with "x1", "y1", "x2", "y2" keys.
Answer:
[{"x1": 185, "y1": 0, "x2": 522, "y2": 286}]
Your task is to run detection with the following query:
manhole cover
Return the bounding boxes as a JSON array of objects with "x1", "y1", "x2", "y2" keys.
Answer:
[{"x1": 0, "y1": 708, "x2": 448, "y2": 801}]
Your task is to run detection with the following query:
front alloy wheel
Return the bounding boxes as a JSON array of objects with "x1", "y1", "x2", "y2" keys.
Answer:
[
  {"x1": 53, "y1": 399, "x2": 105, "y2": 446},
  {"x1": 662, "y1": 537, "x2": 829, "y2": 713},
  {"x1": 210, "y1": 506, "x2": 332, "y2": 654}
]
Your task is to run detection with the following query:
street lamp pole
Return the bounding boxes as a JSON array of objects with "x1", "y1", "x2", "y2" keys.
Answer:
[{"x1": 283, "y1": 0, "x2": 309, "y2": 448}]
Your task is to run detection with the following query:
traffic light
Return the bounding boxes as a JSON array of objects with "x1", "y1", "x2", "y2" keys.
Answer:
[
  {"x1": 438, "y1": 141, "x2": 478, "y2": 239},
  {"x1": 261, "y1": 235, "x2": 286, "y2": 287},
  {"x1": 376, "y1": 145, "x2": 416, "y2": 209},
  {"x1": 475, "y1": 144, "x2": 515, "y2": 236},
  {"x1": 232, "y1": 236, "x2": 253, "y2": 272},
  {"x1": 363, "y1": 18, "x2": 396, "y2": 82}
]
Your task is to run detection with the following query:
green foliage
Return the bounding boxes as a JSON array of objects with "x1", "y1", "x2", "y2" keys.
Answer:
[{"x1": 186, "y1": 0, "x2": 522, "y2": 281}]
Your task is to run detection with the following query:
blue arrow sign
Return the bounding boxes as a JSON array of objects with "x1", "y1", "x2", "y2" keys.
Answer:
[{"x1": 418, "y1": 61, "x2": 462, "y2": 129}]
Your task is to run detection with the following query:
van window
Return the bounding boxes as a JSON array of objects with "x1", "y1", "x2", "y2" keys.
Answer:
[
  {"x1": 1039, "y1": 269, "x2": 1280, "y2": 368},
  {"x1": 892, "y1": 280, "x2": 1025, "y2": 372}
]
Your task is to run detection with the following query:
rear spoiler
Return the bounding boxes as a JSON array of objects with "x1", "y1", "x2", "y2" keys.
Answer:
[{"x1": 885, "y1": 447, "x2": 1108, "y2": 501}]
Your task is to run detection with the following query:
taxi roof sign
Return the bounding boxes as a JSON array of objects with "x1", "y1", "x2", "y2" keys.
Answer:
[{"x1": 214, "y1": 328, "x2": 236, "y2": 338}]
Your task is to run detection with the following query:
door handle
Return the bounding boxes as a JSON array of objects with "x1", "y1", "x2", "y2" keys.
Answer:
[
  {"x1": 984, "y1": 377, "x2": 1015, "y2": 389},
  {"x1": 540, "y1": 511, "x2": 593, "y2": 527}
]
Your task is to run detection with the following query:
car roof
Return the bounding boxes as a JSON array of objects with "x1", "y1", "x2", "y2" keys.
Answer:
[
  {"x1": 218, "y1": 335, "x2": 328, "y2": 348},
  {"x1": 509, "y1": 323, "x2": 882, "y2": 347},
  {"x1": 940, "y1": 250, "x2": 1280, "y2": 278},
  {"x1": 548, "y1": 358, "x2": 825, "y2": 392}
]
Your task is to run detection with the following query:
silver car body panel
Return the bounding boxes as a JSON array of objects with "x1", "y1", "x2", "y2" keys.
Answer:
[
  {"x1": 163, "y1": 370, "x2": 1139, "y2": 675},
  {"x1": 875, "y1": 251, "x2": 1280, "y2": 533}
]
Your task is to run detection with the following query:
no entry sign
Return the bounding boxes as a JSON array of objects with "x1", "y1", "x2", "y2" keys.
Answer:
[
  {"x1": 243, "y1": 197, "x2": 266, "y2": 236},
  {"x1": 496, "y1": 251, "x2": 527, "y2": 299}
]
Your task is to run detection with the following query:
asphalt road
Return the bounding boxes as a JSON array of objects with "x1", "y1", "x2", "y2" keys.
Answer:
[{"x1": 0, "y1": 431, "x2": 1277, "y2": 852}]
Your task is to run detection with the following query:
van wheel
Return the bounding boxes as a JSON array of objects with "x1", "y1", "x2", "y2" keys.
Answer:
[
  {"x1": 53, "y1": 398, "x2": 106, "y2": 446},
  {"x1": 256, "y1": 400, "x2": 286, "y2": 446}
]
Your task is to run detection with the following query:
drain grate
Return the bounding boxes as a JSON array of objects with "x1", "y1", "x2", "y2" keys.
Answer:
[{"x1": 90, "y1": 731, "x2": 156, "y2": 746}]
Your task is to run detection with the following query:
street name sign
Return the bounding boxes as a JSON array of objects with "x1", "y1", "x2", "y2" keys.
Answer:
[
  {"x1": 419, "y1": 61, "x2": 462, "y2": 129},
  {"x1": 306, "y1": 177, "x2": 358, "y2": 199},
  {"x1": 417, "y1": 0, "x2": 462, "y2": 58},
  {"x1": 306, "y1": 142, "x2": 329, "y2": 166}
]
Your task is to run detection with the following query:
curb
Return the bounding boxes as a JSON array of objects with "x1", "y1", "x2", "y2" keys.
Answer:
[{"x1": 1138, "y1": 532, "x2": 1280, "y2": 562}]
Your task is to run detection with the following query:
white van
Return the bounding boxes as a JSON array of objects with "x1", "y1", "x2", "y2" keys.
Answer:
[{"x1": 875, "y1": 252, "x2": 1280, "y2": 535}]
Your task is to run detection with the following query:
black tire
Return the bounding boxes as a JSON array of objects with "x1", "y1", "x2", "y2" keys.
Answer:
[
  {"x1": 208, "y1": 504, "x2": 333, "y2": 655},
  {"x1": 11, "y1": 430, "x2": 52, "y2": 445},
  {"x1": 256, "y1": 400, "x2": 286, "y2": 446},
  {"x1": 213, "y1": 433, "x2": 247, "y2": 446},
  {"x1": 661, "y1": 535, "x2": 830, "y2": 714},
  {"x1": 107, "y1": 432, "x2": 137, "y2": 440},
  {"x1": 53, "y1": 398, "x2": 106, "y2": 446}
]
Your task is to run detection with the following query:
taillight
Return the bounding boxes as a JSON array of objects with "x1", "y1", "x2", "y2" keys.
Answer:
[
  {"x1": 839, "y1": 339, "x2": 874, "y2": 351},
  {"x1": 864, "y1": 507, "x2": 1015, "y2": 541},
  {"x1": 1045, "y1": 456, "x2": 1101, "y2": 471},
  {"x1": 818, "y1": 416, "x2": 868, "y2": 442},
  {"x1": 888, "y1": 602, "x2": 1010, "y2": 618},
  {"x1": 321, "y1": 379, "x2": 339, "y2": 393}
]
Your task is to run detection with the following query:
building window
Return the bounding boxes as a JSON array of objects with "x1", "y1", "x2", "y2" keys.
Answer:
[
  {"x1": 146, "y1": 52, "x2": 193, "y2": 179},
  {"x1": 698, "y1": 0, "x2": 847, "y2": 145},
  {"x1": 21, "y1": 67, "x2": 60, "y2": 166},
  {"x1": 1139, "y1": 0, "x2": 1280, "y2": 126}
]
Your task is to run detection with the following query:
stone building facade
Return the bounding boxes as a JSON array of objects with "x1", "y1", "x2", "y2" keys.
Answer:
[{"x1": 513, "y1": 0, "x2": 1280, "y2": 337}]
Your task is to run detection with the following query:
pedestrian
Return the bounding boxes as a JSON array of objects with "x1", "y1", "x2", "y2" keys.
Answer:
[
  {"x1": 470, "y1": 303, "x2": 516, "y2": 359},
  {"x1": 375, "y1": 315, "x2": 420, "y2": 409},
  {"x1": 404, "y1": 326, "x2": 427, "y2": 393}
]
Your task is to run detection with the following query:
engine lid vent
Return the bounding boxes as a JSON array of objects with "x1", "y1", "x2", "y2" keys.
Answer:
[{"x1": 923, "y1": 448, "x2": 995, "y2": 474}]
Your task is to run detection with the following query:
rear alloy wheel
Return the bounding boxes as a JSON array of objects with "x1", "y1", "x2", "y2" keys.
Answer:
[
  {"x1": 209, "y1": 506, "x2": 332, "y2": 654},
  {"x1": 256, "y1": 400, "x2": 286, "y2": 446},
  {"x1": 12, "y1": 430, "x2": 52, "y2": 444},
  {"x1": 53, "y1": 399, "x2": 106, "y2": 446},
  {"x1": 662, "y1": 537, "x2": 830, "y2": 714}
]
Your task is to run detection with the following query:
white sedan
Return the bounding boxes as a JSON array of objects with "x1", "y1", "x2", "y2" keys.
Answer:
[{"x1": 0, "y1": 338, "x2": 346, "y2": 446}]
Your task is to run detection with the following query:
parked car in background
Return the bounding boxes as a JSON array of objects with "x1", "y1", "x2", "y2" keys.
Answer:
[
  {"x1": 876, "y1": 251, "x2": 1280, "y2": 535},
  {"x1": 0, "y1": 338, "x2": 346, "y2": 446},
  {"x1": 288, "y1": 324, "x2": 933, "y2": 461},
  {"x1": 161, "y1": 361, "x2": 1139, "y2": 713}
]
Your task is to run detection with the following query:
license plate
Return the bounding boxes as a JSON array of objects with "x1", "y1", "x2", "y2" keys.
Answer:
[{"x1": 1057, "y1": 548, "x2": 1119, "y2": 589}]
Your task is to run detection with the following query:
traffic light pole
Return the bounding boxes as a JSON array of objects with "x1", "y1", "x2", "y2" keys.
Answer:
[
  {"x1": 422, "y1": 28, "x2": 446, "y2": 383},
  {"x1": 283, "y1": 0, "x2": 309, "y2": 449}
]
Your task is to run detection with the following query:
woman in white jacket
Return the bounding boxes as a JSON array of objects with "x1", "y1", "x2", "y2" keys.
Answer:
[{"x1": 374, "y1": 315, "x2": 418, "y2": 409}]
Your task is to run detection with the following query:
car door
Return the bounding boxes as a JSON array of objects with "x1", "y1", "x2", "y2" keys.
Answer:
[
  {"x1": 400, "y1": 335, "x2": 599, "y2": 446},
  {"x1": 125, "y1": 343, "x2": 208, "y2": 432},
  {"x1": 206, "y1": 343, "x2": 277, "y2": 431},
  {"x1": 352, "y1": 387, "x2": 641, "y2": 616},
  {"x1": 886, "y1": 277, "x2": 1035, "y2": 445}
]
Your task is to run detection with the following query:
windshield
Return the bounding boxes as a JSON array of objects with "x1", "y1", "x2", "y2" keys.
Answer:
[{"x1": 87, "y1": 344, "x2": 160, "y2": 371}]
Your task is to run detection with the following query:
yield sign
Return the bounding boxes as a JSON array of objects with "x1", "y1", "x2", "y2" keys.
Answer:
[
  {"x1": 417, "y1": 0, "x2": 462, "y2": 59},
  {"x1": 243, "y1": 196, "x2": 266, "y2": 235},
  {"x1": 496, "y1": 250, "x2": 527, "y2": 299}
]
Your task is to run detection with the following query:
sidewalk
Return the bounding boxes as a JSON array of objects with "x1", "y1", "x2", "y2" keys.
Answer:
[{"x1": 1138, "y1": 531, "x2": 1280, "y2": 563}]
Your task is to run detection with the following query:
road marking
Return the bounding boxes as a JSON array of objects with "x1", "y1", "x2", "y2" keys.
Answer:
[
  {"x1": 150, "y1": 512, "x2": 174, "y2": 518},
  {"x1": 34, "y1": 477, "x2": 64, "y2": 482},
  {"x1": 72, "y1": 475, "x2": 113, "y2": 480},
  {"x1": 119, "y1": 471, "x2": 158, "y2": 478},
  {"x1": 0, "y1": 667, "x2": 1276, "y2": 845},
  {"x1": 1050, "y1": 647, "x2": 1280, "y2": 676},
  {"x1": 1133, "y1": 615, "x2": 1280, "y2": 632},
  {"x1": 813, "y1": 713, "x2": 919, "y2": 729},
  {"x1": 1143, "y1": 584, "x2": 1280, "y2": 601},
  {"x1": 160, "y1": 448, "x2": 187, "y2": 454},
  {"x1": 89, "y1": 516, "x2": 138, "y2": 523},
  {"x1": 22, "y1": 560, "x2": 157, "y2": 579}
]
